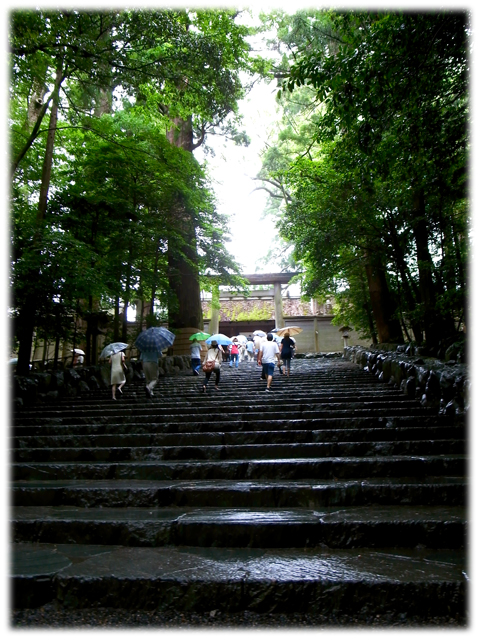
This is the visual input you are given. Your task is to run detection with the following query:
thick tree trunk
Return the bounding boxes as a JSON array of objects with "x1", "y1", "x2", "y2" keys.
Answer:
[
  {"x1": 411, "y1": 190, "x2": 454, "y2": 348},
  {"x1": 364, "y1": 255, "x2": 404, "y2": 344},
  {"x1": 166, "y1": 116, "x2": 203, "y2": 330}
]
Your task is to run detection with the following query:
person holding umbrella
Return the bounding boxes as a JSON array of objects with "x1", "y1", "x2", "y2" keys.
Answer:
[
  {"x1": 134, "y1": 327, "x2": 176, "y2": 398},
  {"x1": 279, "y1": 331, "x2": 295, "y2": 377},
  {"x1": 189, "y1": 332, "x2": 210, "y2": 376},
  {"x1": 140, "y1": 349, "x2": 159, "y2": 398},
  {"x1": 109, "y1": 348, "x2": 126, "y2": 400}
]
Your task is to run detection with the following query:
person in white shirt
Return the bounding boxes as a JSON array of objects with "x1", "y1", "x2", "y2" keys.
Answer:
[
  {"x1": 190, "y1": 339, "x2": 202, "y2": 376},
  {"x1": 257, "y1": 333, "x2": 281, "y2": 392}
]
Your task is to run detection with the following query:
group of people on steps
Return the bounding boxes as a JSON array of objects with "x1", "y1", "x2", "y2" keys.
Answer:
[
  {"x1": 108, "y1": 331, "x2": 296, "y2": 399},
  {"x1": 200, "y1": 331, "x2": 296, "y2": 393}
]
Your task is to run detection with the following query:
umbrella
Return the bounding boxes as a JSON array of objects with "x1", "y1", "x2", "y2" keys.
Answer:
[
  {"x1": 206, "y1": 333, "x2": 232, "y2": 346},
  {"x1": 234, "y1": 335, "x2": 248, "y2": 343},
  {"x1": 189, "y1": 332, "x2": 210, "y2": 341},
  {"x1": 100, "y1": 342, "x2": 129, "y2": 359},
  {"x1": 275, "y1": 326, "x2": 303, "y2": 337},
  {"x1": 72, "y1": 348, "x2": 85, "y2": 355},
  {"x1": 134, "y1": 327, "x2": 176, "y2": 352},
  {"x1": 253, "y1": 330, "x2": 266, "y2": 337}
]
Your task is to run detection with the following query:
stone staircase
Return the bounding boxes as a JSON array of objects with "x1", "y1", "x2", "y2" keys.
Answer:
[{"x1": 10, "y1": 357, "x2": 468, "y2": 623}]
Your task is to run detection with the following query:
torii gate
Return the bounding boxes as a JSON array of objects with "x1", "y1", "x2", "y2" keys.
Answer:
[{"x1": 208, "y1": 272, "x2": 300, "y2": 335}]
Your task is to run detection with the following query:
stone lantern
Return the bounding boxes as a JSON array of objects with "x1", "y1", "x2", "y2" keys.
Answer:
[{"x1": 339, "y1": 326, "x2": 352, "y2": 349}]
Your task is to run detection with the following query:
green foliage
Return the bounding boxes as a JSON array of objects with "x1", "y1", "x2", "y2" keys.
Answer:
[
  {"x1": 10, "y1": 8, "x2": 256, "y2": 360},
  {"x1": 256, "y1": 9, "x2": 469, "y2": 346}
]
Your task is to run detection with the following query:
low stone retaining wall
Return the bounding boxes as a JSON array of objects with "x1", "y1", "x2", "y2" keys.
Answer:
[
  {"x1": 12, "y1": 355, "x2": 192, "y2": 409},
  {"x1": 344, "y1": 344, "x2": 469, "y2": 416}
]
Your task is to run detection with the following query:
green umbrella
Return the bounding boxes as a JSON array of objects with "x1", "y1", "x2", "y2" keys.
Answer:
[{"x1": 189, "y1": 332, "x2": 210, "y2": 341}]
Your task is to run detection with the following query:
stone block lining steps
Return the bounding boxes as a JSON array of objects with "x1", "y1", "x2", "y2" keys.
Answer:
[{"x1": 10, "y1": 357, "x2": 467, "y2": 622}]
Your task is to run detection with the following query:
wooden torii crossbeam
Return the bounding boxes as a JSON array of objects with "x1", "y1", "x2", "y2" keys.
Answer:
[
  {"x1": 242, "y1": 273, "x2": 300, "y2": 285},
  {"x1": 240, "y1": 273, "x2": 301, "y2": 327}
]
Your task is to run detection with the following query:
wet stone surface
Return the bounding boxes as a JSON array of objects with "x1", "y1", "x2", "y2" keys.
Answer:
[{"x1": 11, "y1": 357, "x2": 468, "y2": 624}]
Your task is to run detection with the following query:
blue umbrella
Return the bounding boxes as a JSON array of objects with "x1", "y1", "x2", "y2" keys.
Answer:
[
  {"x1": 100, "y1": 342, "x2": 129, "y2": 359},
  {"x1": 205, "y1": 333, "x2": 232, "y2": 346},
  {"x1": 135, "y1": 327, "x2": 176, "y2": 352}
]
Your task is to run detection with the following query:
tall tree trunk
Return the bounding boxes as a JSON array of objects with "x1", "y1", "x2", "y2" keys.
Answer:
[
  {"x1": 364, "y1": 253, "x2": 404, "y2": 344},
  {"x1": 359, "y1": 274, "x2": 377, "y2": 344},
  {"x1": 15, "y1": 57, "x2": 64, "y2": 376},
  {"x1": 387, "y1": 221, "x2": 423, "y2": 342},
  {"x1": 166, "y1": 116, "x2": 203, "y2": 330},
  {"x1": 411, "y1": 190, "x2": 454, "y2": 348},
  {"x1": 121, "y1": 300, "x2": 129, "y2": 343},
  {"x1": 37, "y1": 59, "x2": 63, "y2": 225},
  {"x1": 113, "y1": 296, "x2": 120, "y2": 342}
]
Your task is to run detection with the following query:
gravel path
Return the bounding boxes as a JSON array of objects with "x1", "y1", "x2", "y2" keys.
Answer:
[{"x1": 11, "y1": 603, "x2": 466, "y2": 629}]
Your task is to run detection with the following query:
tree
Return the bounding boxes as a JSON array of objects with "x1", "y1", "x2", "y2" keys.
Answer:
[
  {"x1": 10, "y1": 8, "x2": 255, "y2": 371},
  {"x1": 256, "y1": 9, "x2": 468, "y2": 348}
]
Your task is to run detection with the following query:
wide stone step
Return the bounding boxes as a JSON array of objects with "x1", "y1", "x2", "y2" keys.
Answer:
[
  {"x1": 11, "y1": 541, "x2": 467, "y2": 616},
  {"x1": 12, "y1": 477, "x2": 466, "y2": 508},
  {"x1": 13, "y1": 439, "x2": 466, "y2": 463},
  {"x1": 16, "y1": 388, "x2": 412, "y2": 413},
  {"x1": 12, "y1": 424, "x2": 465, "y2": 451},
  {"x1": 12, "y1": 505, "x2": 466, "y2": 549},
  {"x1": 12, "y1": 417, "x2": 458, "y2": 441},
  {"x1": 12, "y1": 407, "x2": 441, "y2": 432},
  {"x1": 12, "y1": 454, "x2": 466, "y2": 482},
  {"x1": 13, "y1": 401, "x2": 433, "y2": 428}
]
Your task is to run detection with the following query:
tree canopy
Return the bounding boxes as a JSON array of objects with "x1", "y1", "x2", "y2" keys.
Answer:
[
  {"x1": 9, "y1": 8, "x2": 470, "y2": 370},
  {"x1": 10, "y1": 8, "x2": 256, "y2": 371},
  {"x1": 256, "y1": 9, "x2": 469, "y2": 350}
]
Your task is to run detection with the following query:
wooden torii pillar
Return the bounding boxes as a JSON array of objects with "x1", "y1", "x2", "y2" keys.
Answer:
[{"x1": 242, "y1": 273, "x2": 299, "y2": 329}]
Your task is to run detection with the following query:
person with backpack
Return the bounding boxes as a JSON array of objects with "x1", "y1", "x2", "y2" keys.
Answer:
[{"x1": 202, "y1": 340, "x2": 222, "y2": 392}]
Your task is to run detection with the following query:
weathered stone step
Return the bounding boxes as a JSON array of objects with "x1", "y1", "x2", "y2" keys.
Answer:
[
  {"x1": 12, "y1": 505, "x2": 466, "y2": 549},
  {"x1": 11, "y1": 423, "x2": 465, "y2": 450},
  {"x1": 12, "y1": 415, "x2": 460, "y2": 439},
  {"x1": 12, "y1": 477, "x2": 466, "y2": 509},
  {"x1": 12, "y1": 454, "x2": 465, "y2": 482},
  {"x1": 11, "y1": 541, "x2": 467, "y2": 616},
  {"x1": 23, "y1": 384, "x2": 412, "y2": 404},
  {"x1": 13, "y1": 439, "x2": 465, "y2": 463},
  {"x1": 12, "y1": 405, "x2": 439, "y2": 430}
]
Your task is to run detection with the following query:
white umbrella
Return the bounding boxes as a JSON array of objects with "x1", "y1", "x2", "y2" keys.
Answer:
[
  {"x1": 252, "y1": 330, "x2": 266, "y2": 337},
  {"x1": 234, "y1": 335, "x2": 248, "y2": 343},
  {"x1": 72, "y1": 348, "x2": 85, "y2": 355}
]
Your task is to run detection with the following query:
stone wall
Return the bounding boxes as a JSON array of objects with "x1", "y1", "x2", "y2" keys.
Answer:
[
  {"x1": 12, "y1": 355, "x2": 192, "y2": 409},
  {"x1": 343, "y1": 344, "x2": 469, "y2": 416}
]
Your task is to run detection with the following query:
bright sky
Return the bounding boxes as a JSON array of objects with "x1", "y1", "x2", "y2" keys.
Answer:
[{"x1": 195, "y1": 78, "x2": 281, "y2": 274}]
